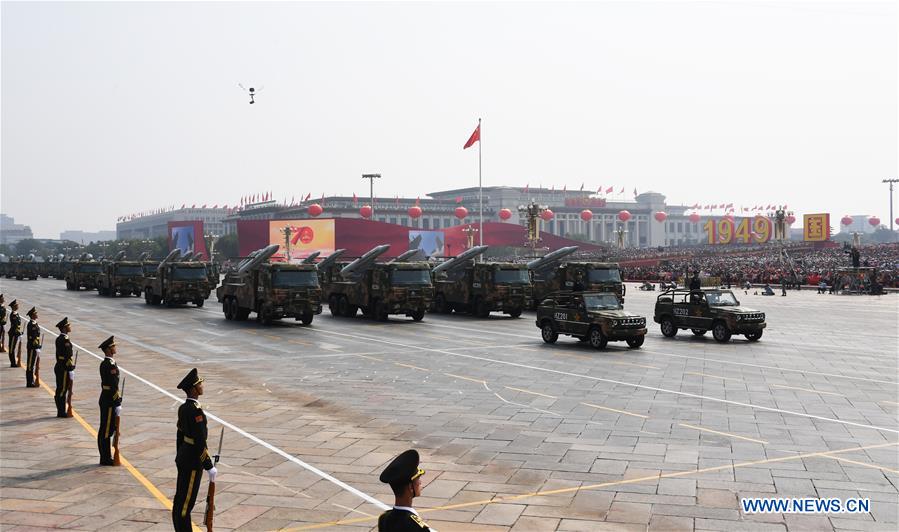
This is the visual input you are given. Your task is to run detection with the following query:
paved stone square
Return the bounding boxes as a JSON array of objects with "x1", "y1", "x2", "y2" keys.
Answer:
[{"x1": 1, "y1": 279, "x2": 897, "y2": 530}]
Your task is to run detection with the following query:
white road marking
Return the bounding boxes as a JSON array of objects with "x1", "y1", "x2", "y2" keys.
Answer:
[{"x1": 36, "y1": 323, "x2": 389, "y2": 511}]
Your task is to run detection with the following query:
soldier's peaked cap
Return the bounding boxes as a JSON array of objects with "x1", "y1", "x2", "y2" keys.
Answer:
[
  {"x1": 56, "y1": 317, "x2": 69, "y2": 329},
  {"x1": 98, "y1": 336, "x2": 116, "y2": 350},
  {"x1": 9, "y1": 299, "x2": 18, "y2": 308},
  {"x1": 26, "y1": 307, "x2": 37, "y2": 317},
  {"x1": 177, "y1": 368, "x2": 204, "y2": 391},
  {"x1": 379, "y1": 449, "x2": 424, "y2": 485}
]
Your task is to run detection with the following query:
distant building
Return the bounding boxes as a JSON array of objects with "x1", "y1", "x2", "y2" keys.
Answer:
[
  {"x1": 60, "y1": 230, "x2": 117, "y2": 243},
  {"x1": 0, "y1": 214, "x2": 34, "y2": 245},
  {"x1": 116, "y1": 207, "x2": 229, "y2": 240}
]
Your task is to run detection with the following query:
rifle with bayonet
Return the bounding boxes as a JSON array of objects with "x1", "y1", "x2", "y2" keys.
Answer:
[
  {"x1": 66, "y1": 351, "x2": 78, "y2": 417},
  {"x1": 204, "y1": 426, "x2": 224, "y2": 532},
  {"x1": 113, "y1": 376, "x2": 125, "y2": 466},
  {"x1": 35, "y1": 333, "x2": 43, "y2": 385}
]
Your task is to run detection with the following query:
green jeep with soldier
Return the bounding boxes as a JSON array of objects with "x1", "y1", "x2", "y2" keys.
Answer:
[
  {"x1": 654, "y1": 288, "x2": 766, "y2": 342},
  {"x1": 536, "y1": 291, "x2": 647, "y2": 349}
]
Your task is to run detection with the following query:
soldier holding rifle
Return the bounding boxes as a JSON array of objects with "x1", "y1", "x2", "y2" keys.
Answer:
[
  {"x1": 97, "y1": 336, "x2": 122, "y2": 466},
  {"x1": 25, "y1": 307, "x2": 41, "y2": 387},
  {"x1": 7, "y1": 299, "x2": 22, "y2": 367},
  {"x1": 54, "y1": 317, "x2": 76, "y2": 417},
  {"x1": 172, "y1": 368, "x2": 217, "y2": 532}
]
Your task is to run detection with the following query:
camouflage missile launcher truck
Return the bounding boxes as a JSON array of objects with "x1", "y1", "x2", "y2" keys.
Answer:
[
  {"x1": 529, "y1": 248, "x2": 625, "y2": 307},
  {"x1": 97, "y1": 251, "x2": 145, "y2": 297},
  {"x1": 216, "y1": 245, "x2": 323, "y2": 325},
  {"x1": 431, "y1": 245, "x2": 532, "y2": 318},
  {"x1": 320, "y1": 244, "x2": 433, "y2": 321},
  {"x1": 143, "y1": 250, "x2": 211, "y2": 307},
  {"x1": 65, "y1": 255, "x2": 102, "y2": 290}
]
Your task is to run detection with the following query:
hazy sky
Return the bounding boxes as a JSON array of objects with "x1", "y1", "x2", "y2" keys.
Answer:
[{"x1": 2, "y1": 1, "x2": 896, "y2": 238}]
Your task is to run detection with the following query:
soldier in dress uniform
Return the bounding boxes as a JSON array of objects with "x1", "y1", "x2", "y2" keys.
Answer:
[
  {"x1": 172, "y1": 368, "x2": 217, "y2": 532},
  {"x1": 97, "y1": 336, "x2": 122, "y2": 465},
  {"x1": 25, "y1": 307, "x2": 42, "y2": 387},
  {"x1": 378, "y1": 449, "x2": 433, "y2": 531},
  {"x1": 0, "y1": 294, "x2": 7, "y2": 353},
  {"x1": 54, "y1": 317, "x2": 76, "y2": 417},
  {"x1": 7, "y1": 299, "x2": 22, "y2": 367}
]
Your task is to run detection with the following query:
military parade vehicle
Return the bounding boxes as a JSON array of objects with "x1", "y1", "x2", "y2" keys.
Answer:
[
  {"x1": 527, "y1": 247, "x2": 578, "y2": 307},
  {"x1": 65, "y1": 254, "x2": 102, "y2": 290},
  {"x1": 143, "y1": 250, "x2": 212, "y2": 307},
  {"x1": 536, "y1": 291, "x2": 647, "y2": 349},
  {"x1": 531, "y1": 250, "x2": 626, "y2": 307},
  {"x1": 216, "y1": 244, "x2": 323, "y2": 325},
  {"x1": 97, "y1": 251, "x2": 145, "y2": 297},
  {"x1": 14, "y1": 256, "x2": 40, "y2": 280},
  {"x1": 654, "y1": 288, "x2": 766, "y2": 342},
  {"x1": 431, "y1": 245, "x2": 532, "y2": 318},
  {"x1": 320, "y1": 244, "x2": 433, "y2": 321}
]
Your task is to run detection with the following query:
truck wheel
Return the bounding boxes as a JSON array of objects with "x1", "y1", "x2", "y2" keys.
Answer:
[
  {"x1": 145, "y1": 290, "x2": 153, "y2": 305},
  {"x1": 196, "y1": 299, "x2": 204, "y2": 308},
  {"x1": 434, "y1": 294, "x2": 448, "y2": 314},
  {"x1": 300, "y1": 312, "x2": 313, "y2": 325},
  {"x1": 541, "y1": 321, "x2": 558, "y2": 344},
  {"x1": 236, "y1": 307, "x2": 250, "y2": 321},
  {"x1": 134, "y1": 290, "x2": 141, "y2": 298},
  {"x1": 712, "y1": 322, "x2": 732, "y2": 342},
  {"x1": 337, "y1": 296, "x2": 349, "y2": 317},
  {"x1": 475, "y1": 298, "x2": 490, "y2": 318},
  {"x1": 691, "y1": 329, "x2": 707, "y2": 336},
  {"x1": 259, "y1": 307, "x2": 273, "y2": 325},
  {"x1": 411, "y1": 309, "x2": 425, "y2": 322},
  {"x1": 346, "y1": 305, "x2": 358, "y2": 318},
  {"x1": 626, "y1": 336, "x2": 645, "y2": 348},
  {"x1": 660, "y1": 317, "x2": 678, "y2": 338},
  {"x1": 745, "y1": 330, "x2": 763, "y2": 342},
  {"x1": 374, "y1": 300, "x2": 388, "y2": 322},
  {"x1": 588, "y1": 326, "x2": 607, "y2": 350},
  {"x1": 329, "y1": 295, "x2": 339, "y2": 317},
  {"x1": 223, "y1": 298, "x2": 233, "y2": 320},
  {"x1": 507, "y1": 307, "x2": 522, "y2": 318}
]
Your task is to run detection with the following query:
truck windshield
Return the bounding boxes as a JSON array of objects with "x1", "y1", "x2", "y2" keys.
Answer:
[
  {"x1": 706, "y1": 292, "x2": 739, "y2": 306},
  {"x1": 272, "y1": 270, "x2": 318, "y2": 287},
  {"x1": 391, "y1": 269, "x2": 431, "y2": 285},
  {"x1": 116, "y1": 266, "x2": 144, "y2": 276},
  {"x1": 79, "y1": 263, "x2": 101, "y2": 273},
  {"x1": 584, "y1": 293, "x2": 621, "y2": 310},
  {"x1": 143, "y1": 264, "x2": 158, "y2": 275},
  {"x1": 588, "y1": 268, "x2": 621, "y2": 283},
  {"x1": 172, "y1": 267, "x2": 208, "y2": 280},
  {"x1": 494, "y1": 269, "x2": 530, "y2": 284}
]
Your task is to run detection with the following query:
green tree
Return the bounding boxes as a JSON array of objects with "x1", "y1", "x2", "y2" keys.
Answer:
[{"x1": 216, "y1": 233, "x2": 239, "y2": 260}]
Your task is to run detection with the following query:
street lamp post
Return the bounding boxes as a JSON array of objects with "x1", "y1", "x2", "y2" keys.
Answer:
[
  {"x1": 883, "y1": 178, "x2": 898, "y2": 235},
  {"x1": 518, "y1": 200, "x2": 547, "y2": 258},
  {"x1": 362, "y1": 173, "x2": 381, "y2": 219}
]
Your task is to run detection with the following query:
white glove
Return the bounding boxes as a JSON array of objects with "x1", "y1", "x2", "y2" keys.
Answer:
[
  {"x1": 114, "y1": 406, "x2": 122, "y2": 417},
  {"x1": 207, "y1": 466, "x2": 217, "y2": 482},
  {"x1": 67, "y1": 371, "x2": 74, "y2": 381}
]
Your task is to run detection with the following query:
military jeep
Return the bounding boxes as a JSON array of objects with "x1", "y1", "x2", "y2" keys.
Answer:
[
  {"x1": 536, "y1": 291, "x2": 647, "y2": 349},
  {"x1": 654, "y1": 288, "x2": 766, "y2": 342}
]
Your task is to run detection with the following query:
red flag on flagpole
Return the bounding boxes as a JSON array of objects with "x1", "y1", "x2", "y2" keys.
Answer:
[
  {"x1": 415, "y1": 197, "x2": 420, "y2": 206},
  {"x1": 619, "y1": 187, "x2": 625, "y2": 194},
  {"x1": 580, "y1": 183, "x2": 584, "y2": 191},
  {"x1": 563, "y1": 185, "x2": 566, "y2": 192},
  {"x1": 605, "y1": 186, "x2": 613, "y2": 194},
  {"x1": 524, "y1": 184, "x2": 529, "y2": 194},
  {"x1": 633, "y1": 188, "x2": 637, "y2": 197},
  {"x1": 463, "y1": 124, "x2": 481, "y2": 149}
]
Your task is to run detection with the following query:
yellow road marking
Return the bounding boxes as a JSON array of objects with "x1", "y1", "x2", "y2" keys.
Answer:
[
  {"x1": 610, "y1": 360, "x2": 660, "y2": 370},
  {"x1": 822, "y1": 454, "x2": 899, "y2": 474},
  {"x1": 356, "y1": 355, "x2": 384, "y2": 362},
  {"x1": 880, "y1": 400, "x2": 899, "y2": 406},
  {"x1": 772, "y1": 384, "x2": 846, "y2": 397},
  {"x1": 678, "y1": 423, "x2": 768, "y2": 444},
  {"x1": 264, "y1": 335, "x2": 282, "y2": 341},
  {"x1": 281, "y1": 441, "x2": 899, "y2": 530},
  {"x1": 552, "y1": 352, "x2": 592, "y2": 360},
  {"x1": 36, "y1": 380, "x2": 202, "y2": 530},
  {"x1": 444, "y1": 373, "x2": 486, "y2": 385},
  {"x1": 685, "y1": 371, "x2": 742, "y2": 382},
  {"x1": 504, "y1": 386, "x2": 557, "y2": 399},
  {"x1": 395, "y1": 363, "x2": 429, "y2": 372},
  {"x1": 580, "y1": 402, "x2": 647, "y2": 419},
  {"x1": 289, "y1": 339, "x2": 312, "y2": 346},
  {"x1": 244, "y1": 329, "x2": 259, "y2": 335}
]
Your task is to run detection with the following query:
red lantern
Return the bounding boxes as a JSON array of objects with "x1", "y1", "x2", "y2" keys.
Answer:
[
  {"x1": 841, "y1": 215, "x2": 853, "y2": 226},
  {"x1": 359, "y1": 205, "x2": 372, "y2": 218},
  {"x1": 454, "y1": 206, "x2": 468, "y2": 220},
  {"x1": 895, "y1": 217, "x2": 899, "y2": 226},
  {"x1": 689, "y1": 213, "x2": 701, "y2": 223},
  {"x1": 617, "y1": 210, "x2": 631, "y2": 222},
  {"x1": 498, "y1": 208, "x2": 512, "y2": 220},
  {"x1": 408, "y1": 206, "x2": 422, "y2": 219},
  {"x1": 786, "y1": 215, "x2": 796, "y2": 225},
  {"x1": 308, "y1": 204, "x2": 323, "y2": 217},
  {"x1": 541, "y1": 209, "x2": 554, "y2": 221},
  {"x1": 580, "y1": 209, "x2": 593, "y2": 222},
  {"x1": 868, "y1": 216, "x2": 880, "y2": 227},
  {"x1": 654, "y1": 211, "x2": 667, "y2": 222}
]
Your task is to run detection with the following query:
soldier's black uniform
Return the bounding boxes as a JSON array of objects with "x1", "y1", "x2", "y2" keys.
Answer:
[
  {"x1": 7, "y1": 304, "x2": 22, "y2": 367},
  {"x1": 0, "y1": 295, "x2": 7, "y2": 353},
  {"x1": 97, "y1": 340, "x2": 121, "y2": 465},
  {"x1": 378, "y1": 508, "x2": 432, "y2": 531},
  {"x1": 172, "y1": 369, "x2": 214, "y2": 532},
  {"x1": 54, "y1": 319, "x2": 75, "y2": 417},
  {"x1": 25, "y1": 311, "x2": 41, "y2": 387}
]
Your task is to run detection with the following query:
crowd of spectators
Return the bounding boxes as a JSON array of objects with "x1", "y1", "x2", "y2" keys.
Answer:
[{"x1": 605, "y1": 242, "x2": 899, "y2": 289}]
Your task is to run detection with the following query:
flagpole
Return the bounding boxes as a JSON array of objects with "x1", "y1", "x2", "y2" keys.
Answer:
[{"x1": 478, "y1": 118, "x2": 483, "y2": 249}]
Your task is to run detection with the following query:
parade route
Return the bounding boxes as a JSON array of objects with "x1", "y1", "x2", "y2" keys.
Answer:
[{"x1": 1, "y1": 280, "x2": 897, "y2": 530}]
